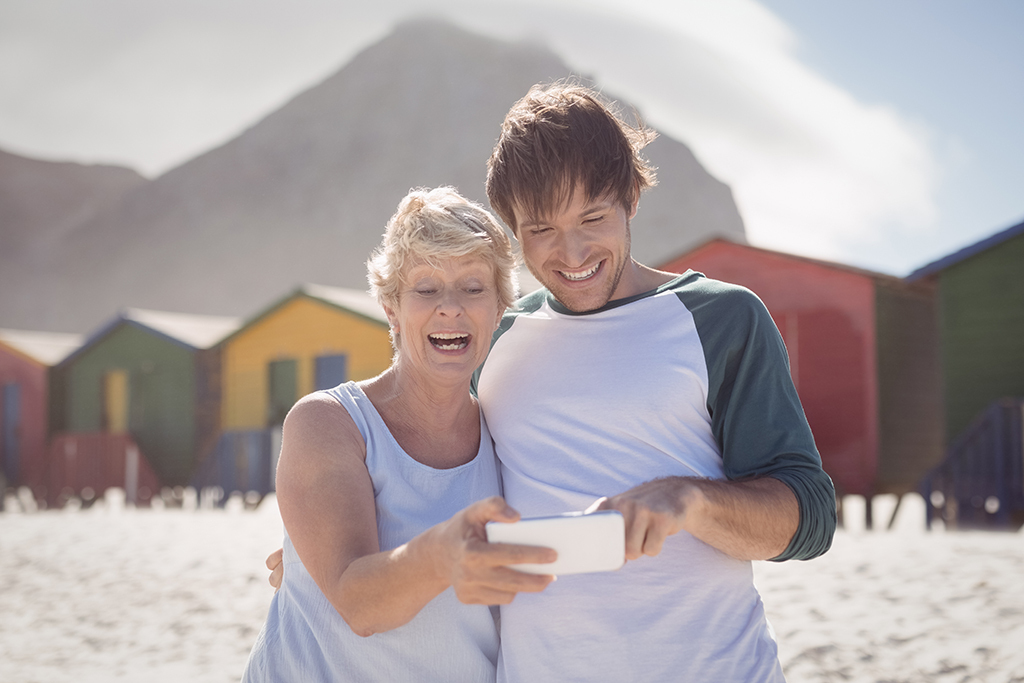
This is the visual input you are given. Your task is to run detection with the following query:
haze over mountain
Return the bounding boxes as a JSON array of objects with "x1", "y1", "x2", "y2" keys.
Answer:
[
  {"x1": 0, "y1": 19, "x2": 745, "y2": 334},
  {"x1": 0, "y1": 150, "x2": 147, "y2": 328}
]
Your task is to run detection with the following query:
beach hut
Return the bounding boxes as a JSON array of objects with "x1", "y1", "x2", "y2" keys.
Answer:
[
  {"x1": 909, "y1": 219, "x2": 1024, "y2": 528},
  {"x1": 49, "y1": 308, "x2": 241, "y2": 503},
  {"x1": 660, "y1": 239, "x2": 944, "y2": 528},
  {"x1": 192, "y1": 284, "x2": 391, "y2": 500},
  {"x1": 0, "y1": 328, "x2": 82, "y2": 507}
]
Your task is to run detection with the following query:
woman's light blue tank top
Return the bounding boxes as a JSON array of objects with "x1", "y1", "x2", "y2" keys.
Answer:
[{"x1": 243, "y1": 382, "x2": 502, "y2": 682}]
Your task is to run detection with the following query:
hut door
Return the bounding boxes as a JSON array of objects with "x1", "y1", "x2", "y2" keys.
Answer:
[
  {"x1": 103, "y1": 370, "x2": 130, "y2": 433},
  {"x1": 315, "y1": 354, "x2": 348, "y2": 391},
  {"x1": 267, "y1": 359, "x2": 298, "y2": 426},
  {"x1": 1, "y1": 382, "x2": 20, "y2": 484}
]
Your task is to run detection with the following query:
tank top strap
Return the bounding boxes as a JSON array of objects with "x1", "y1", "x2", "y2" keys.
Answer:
[{"x1": 321, "y1": 381, "x2": 373, "y2": 441}]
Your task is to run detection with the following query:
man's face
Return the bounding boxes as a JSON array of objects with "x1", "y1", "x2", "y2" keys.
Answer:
[{"x1": 514, "y1": 192, "x2": 637, "y2": 313}]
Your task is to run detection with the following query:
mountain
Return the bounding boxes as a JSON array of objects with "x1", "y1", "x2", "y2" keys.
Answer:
[
  {"x1": 0, "y1": 18, "x2": 744, "y2": 333},
  {"x1": 0, "y1": 150, "x2": 147, "y2": 329}
]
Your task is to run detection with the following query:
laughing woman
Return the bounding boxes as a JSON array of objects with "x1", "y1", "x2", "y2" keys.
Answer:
[{"x1": 242, "y1": 188, "x2": 554, "y2": 682}]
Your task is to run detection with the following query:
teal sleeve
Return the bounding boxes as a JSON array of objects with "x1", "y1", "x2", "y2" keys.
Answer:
[{"x1": 680, "y1": 280, "x2": 837, "y2": 561}]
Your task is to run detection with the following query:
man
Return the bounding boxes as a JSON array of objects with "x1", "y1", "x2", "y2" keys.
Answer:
[{"x1": 473, "y1": 82, "x2": 835, "y2": 681}]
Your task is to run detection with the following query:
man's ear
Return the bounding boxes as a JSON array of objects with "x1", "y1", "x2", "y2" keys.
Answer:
[{"x1": 628, "y1": 189, "x2": 640, "y2": 220}]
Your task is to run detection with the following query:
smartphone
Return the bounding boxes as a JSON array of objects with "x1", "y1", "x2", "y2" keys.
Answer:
[{"x1": 485, "y1": 510, "x2": 625, "y2": 575}]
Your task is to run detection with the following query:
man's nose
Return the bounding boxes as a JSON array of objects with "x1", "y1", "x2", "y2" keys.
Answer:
[{"x1": 555, "y1": 229, "x2": 589, "y2": 267}]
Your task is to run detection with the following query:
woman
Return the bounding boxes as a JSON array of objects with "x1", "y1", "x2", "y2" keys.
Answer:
[{"x1": 242, "y1": 187, "x2": 555, "y2": 682}]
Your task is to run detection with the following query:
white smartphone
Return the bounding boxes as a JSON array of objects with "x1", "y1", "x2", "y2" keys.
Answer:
[{"x1": 485, "y1": 510, "x2": 625, "y2": 575}]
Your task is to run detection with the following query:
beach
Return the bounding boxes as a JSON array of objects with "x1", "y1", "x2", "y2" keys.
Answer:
[{"x1": 1, "y1": 492, "x2": 1022, "y2": 683}]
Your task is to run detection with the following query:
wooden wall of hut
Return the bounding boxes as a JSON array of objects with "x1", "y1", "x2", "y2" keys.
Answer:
[
  {"x1": 219, "y1": 294, "x2": 391, "y2": 431},
  {"x1": 0, "y1": 343, "x2": 49, "y2": 499},
  {"x1": 1, "y1": 329, "x2": 82, "y2": 506},
  {"x1": 934, "y1": 228, "x2": 1024, "y2": 444},
  {"x1": 54, "y1": 323, "x2": 199, "y2": 486},
  {"x1": 874, "y1": 279, "x2": 944, "y2": 495}
]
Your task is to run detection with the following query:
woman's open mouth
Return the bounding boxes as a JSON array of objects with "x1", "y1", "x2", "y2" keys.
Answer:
[{"x1": 428, "y1": 332, "x2": 470, "y2": 350}]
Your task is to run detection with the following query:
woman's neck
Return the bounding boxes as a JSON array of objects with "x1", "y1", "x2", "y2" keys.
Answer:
[{"x1": 360, "y1": 364, "x2": 480, "y2": 468}]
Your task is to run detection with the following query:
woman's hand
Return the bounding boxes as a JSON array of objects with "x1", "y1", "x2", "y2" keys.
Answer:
[
  {"x1": 264, "y1": 496, "x2": 556, "y2": 605},
  {"x1": 429, "y1": 496, "x2": 556, "y2": 605}
]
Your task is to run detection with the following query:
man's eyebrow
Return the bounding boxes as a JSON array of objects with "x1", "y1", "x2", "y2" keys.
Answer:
[{"x1": 518, "y1": 199, "x2": 616, "y2": 228}]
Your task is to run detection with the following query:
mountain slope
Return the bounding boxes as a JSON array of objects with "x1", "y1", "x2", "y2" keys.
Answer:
[{"x1": 2, "y1": 19, "x2": 744, "y2": 333}]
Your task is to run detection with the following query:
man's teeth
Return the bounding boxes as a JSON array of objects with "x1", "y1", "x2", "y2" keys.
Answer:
[
  {"x1": 560, "y1": 264, "x2": 599, "y2": 281},
  {"x1": 429, "y1": 333, "x2": 469, "y2": 350}
]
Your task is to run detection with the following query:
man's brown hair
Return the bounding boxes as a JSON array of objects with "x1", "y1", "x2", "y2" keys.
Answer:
[{"x1": 486, "y1": 81, "x2": 658, "y2": 233}]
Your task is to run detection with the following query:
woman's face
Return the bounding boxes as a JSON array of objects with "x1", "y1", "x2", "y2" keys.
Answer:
[{"x1": 387, "y1": 254, "x2": 504, "y2": 384}]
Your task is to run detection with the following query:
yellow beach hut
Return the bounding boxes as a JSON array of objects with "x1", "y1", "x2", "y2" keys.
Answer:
[{"x1": 193, "y1": 284, "x2": 391, "y2": 502}]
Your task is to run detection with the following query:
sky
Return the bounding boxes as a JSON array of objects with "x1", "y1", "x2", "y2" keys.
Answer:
[{"x1": 0, "y1": 0, "x2": 1021, "y2": 276}]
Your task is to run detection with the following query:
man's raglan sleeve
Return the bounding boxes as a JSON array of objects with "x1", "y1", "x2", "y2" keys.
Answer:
[{"x1": 681, "y1": 280, "x2": 837, "y2": 561}]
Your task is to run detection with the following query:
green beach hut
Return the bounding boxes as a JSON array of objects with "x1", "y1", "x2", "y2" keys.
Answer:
[
  {"x1": 910, "y1": 219, "x2": 1024, "y2": 528},
  {"x1": 50, "y1": 308, "x2": 241, "y2": 490}
]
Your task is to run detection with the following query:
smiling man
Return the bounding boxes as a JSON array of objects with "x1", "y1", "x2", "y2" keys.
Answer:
[{"x1": 474, "y1": 83, "x2": 837, "y2": 682}]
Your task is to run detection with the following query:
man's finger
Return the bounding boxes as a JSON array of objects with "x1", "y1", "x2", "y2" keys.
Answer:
[
  {"x1": 265, "y1": 548, "x2": 283, "y2": 571},
  {"x1": 641, "y1": 529, "x2": 666, "y2": 557},
  {"x1": 269, "y1": 563, "x2": 283, "y2": 591},
  {"x1": 623, "y1": 507, "x2": 649, "y2": 560}
]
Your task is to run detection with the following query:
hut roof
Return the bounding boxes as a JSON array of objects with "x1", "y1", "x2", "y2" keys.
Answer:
[
  {"x1": 300, "y1": 284, "x2": 388, "y2": 325},
  {"x1": 58, "y1": 309, "x2": 242, "y2": 368},
  {"x1": 0, "y1": 328, "x2": 84, "y2": 366},
  {"x1": 907, "y1": 218, "x2": 1024, "y2": 281},
  {"x1": 219, "y1": 284, "x2": 388, "y2": 348},
  {"x1": 121, "y1": 309, "x2": 242, "y2": 349},
  {"x1": 661, "y1": 237, "x2": 910, "y2": 286}
]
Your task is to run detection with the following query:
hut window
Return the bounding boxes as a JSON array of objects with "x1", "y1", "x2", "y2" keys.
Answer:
[
  {"x1": 267, "y1": 359, "x2": 298, "y2": 426},
  {"x1": 315, "y1": 354, "x2": 348, "y2": 391}
]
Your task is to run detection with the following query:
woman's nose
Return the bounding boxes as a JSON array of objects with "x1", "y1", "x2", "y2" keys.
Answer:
[{"x1": 436, "y1": 288, "x2": 464, "y2": 315}]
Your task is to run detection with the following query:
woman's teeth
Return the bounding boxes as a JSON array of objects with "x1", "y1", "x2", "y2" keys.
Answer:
[{"x1": 429, "y1": 333, "x2": 469, "y2": 350}]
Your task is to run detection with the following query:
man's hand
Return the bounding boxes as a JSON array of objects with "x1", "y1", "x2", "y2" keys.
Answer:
[
  {"x1": 267, "y1": 548, "x2": 283, "y2": 591},
  {"x1": 587, "y1": 477, "x2": 698, "y2": 560},
  {"x1": 589, "y1": 476, "x2": 799, "y2": 562}
]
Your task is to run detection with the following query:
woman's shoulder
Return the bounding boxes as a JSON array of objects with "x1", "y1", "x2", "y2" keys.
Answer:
[{"x1": 282, "y1": 389, "x2": 365, "y2": 460}]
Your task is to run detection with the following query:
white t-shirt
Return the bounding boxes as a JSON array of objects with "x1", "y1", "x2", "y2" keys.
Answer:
[{"x1": 475, "y1": 272, "x2": 834, "y2": 682}]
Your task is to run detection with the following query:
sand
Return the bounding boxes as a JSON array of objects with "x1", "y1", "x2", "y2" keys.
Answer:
[{"x1": 1, "y1": 491, "x2": 1022, "y2": 683}]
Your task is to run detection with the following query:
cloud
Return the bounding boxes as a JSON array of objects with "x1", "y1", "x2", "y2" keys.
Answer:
[
  {"x1": 0, "y1": 0, "x2": 398, "y2": 174},
  {"x1": 448, "y1": 0, "x2": 941, "y2": 269},
  {"x1": 0, "y1": 0, "x2": 941, "y2": 272}
]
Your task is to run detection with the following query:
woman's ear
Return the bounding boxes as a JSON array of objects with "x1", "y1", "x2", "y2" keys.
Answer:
[{"x1": 383, "y1": 304, "x2": 398, "y2": 333}]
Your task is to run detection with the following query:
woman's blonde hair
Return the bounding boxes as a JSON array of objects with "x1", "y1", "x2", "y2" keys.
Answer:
[{"x1": 367, "y1": 187, "x2": 519, "y2": 315}]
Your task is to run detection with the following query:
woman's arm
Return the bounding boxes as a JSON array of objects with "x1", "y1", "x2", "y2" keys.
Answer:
[{"x1": 276, "y1": 393, "x2": 554, "y2": 637}]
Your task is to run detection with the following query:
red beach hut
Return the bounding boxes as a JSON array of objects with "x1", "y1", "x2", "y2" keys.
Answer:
[
  {"x1": 660, "y1": 239, "x2": 944, "y2": 527},
  {"x1": 0, "y1": 328, "x2": 82, "y2": 506}
]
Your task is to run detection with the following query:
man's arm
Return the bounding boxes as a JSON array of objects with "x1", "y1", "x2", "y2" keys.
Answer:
[
  {"x1": 593, "y1": 475, "x2": 798, "y2": 561},
  {"x1": 600, "y1": 278, "x2": 836, "y2": 562}
]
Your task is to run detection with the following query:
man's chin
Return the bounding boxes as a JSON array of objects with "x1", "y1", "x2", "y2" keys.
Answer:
[
  {"x1": 545, "y1": 282, "x2": 611, "y2": 313},
  {"x1": 527, "y1": 266, "x2": 609, "y2": 312}
]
